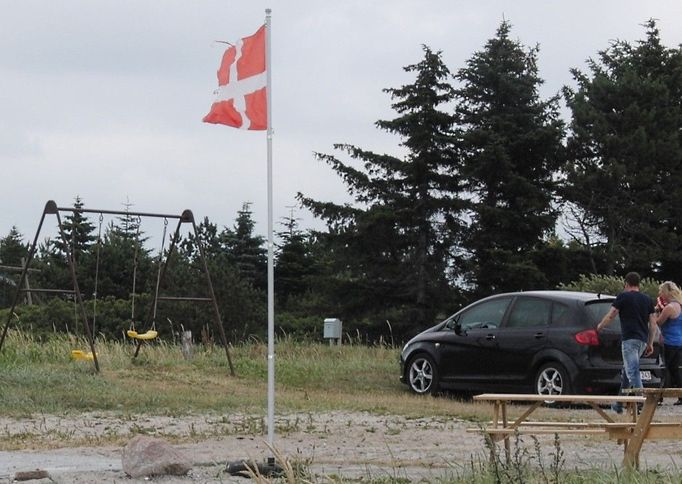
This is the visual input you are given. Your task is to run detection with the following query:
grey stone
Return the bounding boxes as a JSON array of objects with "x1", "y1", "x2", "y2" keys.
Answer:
[
  {"x1": 14, "y1": 469, "x2": 50, "y2": 481},
  {"x1": 122, "y1": 435, "x2": 191, "y2": 478}
]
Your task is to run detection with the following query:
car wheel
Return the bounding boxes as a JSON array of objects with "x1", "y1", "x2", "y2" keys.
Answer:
[
  {"x1": 407, "y1": 354, "x2": 439, "y2": 395},
  {"x1": 535, "y1": 362, "x2": 571, "y2": 397}
]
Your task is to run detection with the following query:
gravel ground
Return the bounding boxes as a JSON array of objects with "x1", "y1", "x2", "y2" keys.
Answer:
[{"x1": 2, "y1": 402, "x2": 682, "y2": 483}]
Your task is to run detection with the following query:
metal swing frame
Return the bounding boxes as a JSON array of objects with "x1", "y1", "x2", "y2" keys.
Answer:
[{"x1": 0, "y1": 200, "x2": 235, "y2": 375}]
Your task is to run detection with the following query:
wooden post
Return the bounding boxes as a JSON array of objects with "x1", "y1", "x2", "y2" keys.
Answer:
[
  {"x1": 181, "y1": 330, "x2": 193, "y2": 360},
  {"x1": 21, "y1": 258, "x2": 32, "y2": 305}
]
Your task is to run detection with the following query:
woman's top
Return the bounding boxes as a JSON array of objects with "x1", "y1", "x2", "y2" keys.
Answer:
[{"x1": 661, "y1": 301, "x2": 682, "y2": 346}]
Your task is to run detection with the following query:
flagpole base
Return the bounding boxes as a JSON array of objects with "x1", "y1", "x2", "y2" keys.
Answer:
[{"x1": 225, "y1": 458, "x2": 284, "y2": 478}]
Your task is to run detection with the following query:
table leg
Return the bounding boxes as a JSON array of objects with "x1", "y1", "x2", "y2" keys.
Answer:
[
  {"x1": 623, "y1": 394, "x2": 657, "y2": 469},
  {"x1": 501, "y1": 401, "x2": 510, "y2": 464},
  {"x1": 487, "y1": 401, "x2": 500, "y2": 464}
]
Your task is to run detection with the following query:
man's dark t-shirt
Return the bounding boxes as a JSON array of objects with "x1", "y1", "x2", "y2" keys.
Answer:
[{"x1": 613, "y1": 290, "x2": 654, "y2": 342}]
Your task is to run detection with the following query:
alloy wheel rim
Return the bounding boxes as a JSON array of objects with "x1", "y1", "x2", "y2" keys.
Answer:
[
  {"x1": 409, "y1": 359, "x2": 433, "y2": 393},
  {"x1": 538, "y1": 368, "x2": 563, "y2": 396}
]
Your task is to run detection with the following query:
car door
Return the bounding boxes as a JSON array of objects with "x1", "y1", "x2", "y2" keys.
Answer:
[
  {"x1": 438, "y1": 296, "x2": 513, "y2": 384},
  {"x1": 491, "y1": 296, "x2": 552, "y2": 386}
]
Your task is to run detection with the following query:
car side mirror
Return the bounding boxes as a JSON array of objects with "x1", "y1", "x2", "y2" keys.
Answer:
[{"x1": 454, "y1": 322, "x2": 464, "y2": 335}]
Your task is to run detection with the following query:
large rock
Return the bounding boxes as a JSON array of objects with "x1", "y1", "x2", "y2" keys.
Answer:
[{"x1": 122, "y1": 435, "x2": 192, "y2": 478}]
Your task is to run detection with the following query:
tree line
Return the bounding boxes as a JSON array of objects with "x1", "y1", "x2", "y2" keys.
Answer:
[{"x1": 1, "y1": 19, "x2": 681, "y2": 343}]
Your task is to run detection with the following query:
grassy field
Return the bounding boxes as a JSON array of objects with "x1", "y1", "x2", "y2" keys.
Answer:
[
  {"x1": 0, "y1": 330, "x2": 482, "y2": 419},
  {"x1": 2, "y1": 330, "x2": 682, "y2": 483}
]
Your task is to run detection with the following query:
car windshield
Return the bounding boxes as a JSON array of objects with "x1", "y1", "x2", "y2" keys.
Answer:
[{"x1": 585, "y1": 300, "x2": 621, "y2": 329}]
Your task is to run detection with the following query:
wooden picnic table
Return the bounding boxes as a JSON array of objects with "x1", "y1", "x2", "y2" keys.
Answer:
[
  {"x1": 622, "y1": 388, "x2": 682, "y2": 468},
  {"x1": 471, "y1": 391, "x2": 682, "y2": 468}
]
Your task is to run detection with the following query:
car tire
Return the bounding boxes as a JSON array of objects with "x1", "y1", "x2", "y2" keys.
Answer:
[
  {"x1": 535, "y1": 362, "x2": 571, "y2": 398},
  {"x1": 407, "y1": 353, "x2": 439, "y2": 395}
]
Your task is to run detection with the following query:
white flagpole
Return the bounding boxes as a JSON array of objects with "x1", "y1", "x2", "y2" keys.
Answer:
[{"x1": 264, "y1": 7, "x2": 275, "y2": 452}]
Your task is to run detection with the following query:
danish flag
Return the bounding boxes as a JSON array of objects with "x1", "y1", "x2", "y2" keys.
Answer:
[{"x1": 203, "y1": 25, "x2": 267, "y2": 130}]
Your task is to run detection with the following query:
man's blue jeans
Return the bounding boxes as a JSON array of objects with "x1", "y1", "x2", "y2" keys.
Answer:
[{"x1": 612, "y1": 339, "x2": 647, "y2": 412}]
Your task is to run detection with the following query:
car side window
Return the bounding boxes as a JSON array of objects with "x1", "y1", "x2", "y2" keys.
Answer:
[
  {"x1": 443, "y1": 315, "x2": 457, "y2": 330},
  {"x1": 551, "y1": 302, "x2": 571, "y2": 326},
  {"x1": 505, "y1": 297, "x2": 551, "y2": 329},
  {"x1": 457, "y1": 297, "x2": 511, "y2": 330}
]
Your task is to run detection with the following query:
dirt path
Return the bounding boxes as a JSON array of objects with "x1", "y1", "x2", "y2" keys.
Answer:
[{"x1": 2, "y1": 405, "x2": 682, "y2": 482}]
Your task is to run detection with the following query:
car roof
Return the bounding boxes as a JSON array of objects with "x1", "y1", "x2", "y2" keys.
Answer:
[{"x1": 488, "y1": 290, "x2": 615, "y2": 303}]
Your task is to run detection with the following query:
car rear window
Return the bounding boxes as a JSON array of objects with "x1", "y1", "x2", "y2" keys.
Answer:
[{"x1": 585, "y1": 300, "x2": 621, "y2": 329}]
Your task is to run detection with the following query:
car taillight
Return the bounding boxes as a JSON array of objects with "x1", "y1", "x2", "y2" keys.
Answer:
[{"x1": 575, "y1": 329, "x2": 600, "y2": 346}]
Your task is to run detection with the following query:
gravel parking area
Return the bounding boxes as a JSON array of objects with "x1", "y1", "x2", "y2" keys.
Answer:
[{"x1": 2, "y1": 403, "x2": 682, "y2": 482}]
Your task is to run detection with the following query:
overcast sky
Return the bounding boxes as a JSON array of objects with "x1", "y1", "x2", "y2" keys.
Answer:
[{"x1": 2, "y1": 1, "x2": 682, "y2": 247}]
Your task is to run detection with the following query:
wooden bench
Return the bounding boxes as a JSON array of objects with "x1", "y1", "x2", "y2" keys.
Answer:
[
  {"x1": 470, "y1": 393, "x2": 650, "y2": 467},
  {"x1": 471, "y1": 391, "x2": 682, "y2": 468}
]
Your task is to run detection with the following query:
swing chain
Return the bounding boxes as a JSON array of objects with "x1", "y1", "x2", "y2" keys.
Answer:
[
  {"x1": 92, "y1": 213, "x2": 104, "y2": 334},
  {"x1": 150, "y1": 218, "x2": 169, "y2": 331},
  {"x1": 130, "y1": 216, "x2": 142, "y2": 331}
]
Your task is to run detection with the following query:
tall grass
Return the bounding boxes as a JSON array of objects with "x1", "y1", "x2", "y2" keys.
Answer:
[{"x1": 0, "y1": 329, "x2": 476, "y2": 419}]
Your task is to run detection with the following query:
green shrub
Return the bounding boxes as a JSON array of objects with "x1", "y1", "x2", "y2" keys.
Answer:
[{"x1": 559, "y1": 273, "x2": 660, "y2": 299}]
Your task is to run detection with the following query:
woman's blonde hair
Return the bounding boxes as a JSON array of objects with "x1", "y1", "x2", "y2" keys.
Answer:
[{"x1": 659, "y1": 281, "x2": 682, "y2": 304}]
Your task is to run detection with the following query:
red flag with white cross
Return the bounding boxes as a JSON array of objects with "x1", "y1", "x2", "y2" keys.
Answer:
[{"x1": 203, "y1": 25, "x2": 267, "y2": 130}]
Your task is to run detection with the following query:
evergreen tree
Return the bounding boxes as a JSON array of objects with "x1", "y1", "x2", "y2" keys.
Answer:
[
  {"x1": 222, "y1": 203, "x2": 267, "y2": 290},
  {"x1": 180, "y1": 216, "x2": 222, "y2": 260},
  {"x1": 0, "y1": 227, "x2": 28, "y2": 266},
  {"x1": 454, "y1": 21, "x2": 565, "y2": 296},
  {"x1": 0, "y1": 227, "x2": 28, "y2": 307},
  {"x1": 112, "y1": 198, "x2": 144, "y2": 241},
  {"x1": 274, "y1": 210, "x2": 315, "y2": 307},
  {"x1": 92, "y1": 225, "x2": 139, "y2": 300},
  {"x1": 53, "y1": 196, "x2": 97, "y2": 263},
  {"x1": 31, "y1": 236, "x2": 71, "y2": 297},
  {"x1": 563, "y1": 19, "x2": 682, "y2": 279},
  {"x1": 172, "y1": 212, "x2": 267, "y2": 341},
  {"x1": 298, "y1": 46, "x2": 464, "y2": 332}
]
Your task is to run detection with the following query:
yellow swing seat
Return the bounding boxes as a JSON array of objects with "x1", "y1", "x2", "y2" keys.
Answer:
[
  {"x1": 127, "y1": 330, "x2": 158, "y2": 341},
  {"x1": 70, "y1": 350, "x2": 94, "y2": 361}
]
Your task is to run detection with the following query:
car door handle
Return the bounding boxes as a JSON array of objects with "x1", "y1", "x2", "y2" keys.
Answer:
[
  {"x1": 486, "y1": 334, "x2": 496, "y2": 340},
  {"x1": 534, "y1": 332, "x2": 545, "y2": 339}
]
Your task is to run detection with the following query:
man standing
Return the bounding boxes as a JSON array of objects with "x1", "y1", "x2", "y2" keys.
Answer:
[{"x1": 596, "y1": 272, "x2": 657, "y2": 413}]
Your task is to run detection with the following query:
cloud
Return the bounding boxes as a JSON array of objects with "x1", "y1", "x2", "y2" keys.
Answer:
[{"x1": 1, "y1": 0, "x2": 682, "y2": 242}]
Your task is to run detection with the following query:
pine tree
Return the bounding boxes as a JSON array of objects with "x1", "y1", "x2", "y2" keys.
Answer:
[
  {"x1": 298, "y1": 46, "x2": 464, "y2": 331},
  {"x1": 180, "y1": 216, "x2": 222, "y2": 260},
  {"x1": 0, "y1": 227, "x2": 29, "y2": 307},
  {"x1": 112, "y1": 198, "x2": 144, "y2": 240},
  {"x1": 222, "y1": 203, "x2": 267, "y2": 289},
  {"x1": 563, "y1": 19, "x2": 682, "y2": 279},
  {"x1": 53, "y1": 196, "x2": 97, "y2": 263},
  {"x1": 0, "y1": 227, "x2": 28, "y2": 266},
  {"x1": 274, "y1": 210, "x2": 315, "y2": 307},
  {"x1": 455, "y1": 21, "x2": 565, "y2": 296}
]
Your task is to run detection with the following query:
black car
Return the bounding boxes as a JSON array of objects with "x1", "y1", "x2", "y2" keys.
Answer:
[{"x1": 400, "y1": 290, "x2": 663, "y2": 396}]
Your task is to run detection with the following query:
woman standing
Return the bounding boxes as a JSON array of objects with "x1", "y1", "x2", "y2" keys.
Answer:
[{"x1": 655, "y1": 281, "x2": 682, "y2": 404}]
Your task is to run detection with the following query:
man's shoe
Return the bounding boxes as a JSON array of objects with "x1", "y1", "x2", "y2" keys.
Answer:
[
  {"x1": 611, "y1": 404, "x2": 624, "y2": 414},
  {"x1": 674, "y1": 399, "x2": 682, "y2": 406}
]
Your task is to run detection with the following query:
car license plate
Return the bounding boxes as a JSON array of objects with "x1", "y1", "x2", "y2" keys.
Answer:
[{"x1": 640, "y1": 371, "x2": 652, "y2": 381}]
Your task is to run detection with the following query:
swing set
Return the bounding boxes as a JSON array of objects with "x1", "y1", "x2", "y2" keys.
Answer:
[{"x1": 0, "y1": 200, "x2": 235, "y2": 375}]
